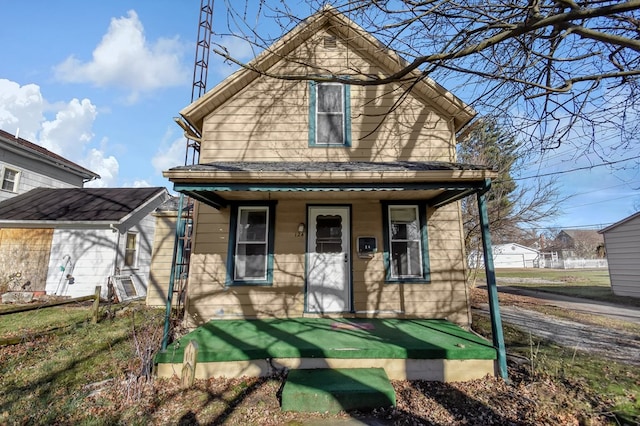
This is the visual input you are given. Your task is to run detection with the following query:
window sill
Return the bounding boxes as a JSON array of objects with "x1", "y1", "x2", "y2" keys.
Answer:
[
  {"x1": 226, "y1": 281, "x2": 273, "y2": 287},
  {"x1": 385, "y1": 278, "x2": 431, "y2": 284}
]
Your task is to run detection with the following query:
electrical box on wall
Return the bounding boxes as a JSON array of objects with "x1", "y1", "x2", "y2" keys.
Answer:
[{"x1": 357, "y1": 236, "x2": 377, "y2": 258}]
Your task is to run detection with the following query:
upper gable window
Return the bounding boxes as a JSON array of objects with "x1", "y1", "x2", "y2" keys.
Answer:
[
  {"x1": 1, "y1": 167, "x2": 20, "y2": 192},
  {"x1": 309, "y1": 81, "x2": 351, "y2": 146}
]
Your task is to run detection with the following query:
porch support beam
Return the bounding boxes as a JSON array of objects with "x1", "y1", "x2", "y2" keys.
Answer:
[
  {"x1": 428, "y1": 187, "x2": 481, "y2": 209},
  {"x1": 178, "y1": 189, "x2": 228, "y2": 210},
  {"x1": 477, "y1": 180, "x2": 508, "y2": 380}
]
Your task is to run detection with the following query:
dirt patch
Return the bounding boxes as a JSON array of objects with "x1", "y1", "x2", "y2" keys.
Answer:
[{"x1": 82, "y1": 369, "x2": 612, "y2": 425}]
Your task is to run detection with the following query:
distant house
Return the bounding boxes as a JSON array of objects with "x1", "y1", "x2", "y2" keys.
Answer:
[
  {"x1": 0, "y1": 128, "x2": 99, "y2": 201},
  {"x1": 0, "y1": 187, "x2": 169, "y2": 300},
  {"x1": 550, "y1": 229, "x2": 605, "y2": 259},
  {"x1": 469, "y1": 243, "x2": 540, "y2": 269},
  {"x1": 600, "y1": 212, "x2": 640, "y2": 298}
]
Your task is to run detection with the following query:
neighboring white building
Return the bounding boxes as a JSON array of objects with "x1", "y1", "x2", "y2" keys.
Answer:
[
  {"x1": 0, "y1": 128, "x2": 99, "y2": 201},
  {"x1": 469, "y1": 243, "x2": 540, "y2": 269},
  {"x1": 600, "y1": 212, "x2": 640, "y2": 298},
  {"x1": 0, "y1": 187, "x2": 169, "y2": 300}
]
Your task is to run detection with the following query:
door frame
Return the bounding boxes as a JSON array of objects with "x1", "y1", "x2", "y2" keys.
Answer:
[{"x1": 304, "y1": 204, "x2": 353, "y2": 313}]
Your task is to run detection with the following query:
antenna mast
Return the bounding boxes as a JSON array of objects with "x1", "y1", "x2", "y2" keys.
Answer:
[{"x1": 163, "y1": 0, "x2": 214, "y2": 350}]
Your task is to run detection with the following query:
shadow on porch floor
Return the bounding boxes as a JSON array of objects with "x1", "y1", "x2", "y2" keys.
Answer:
[{"x1": 156, "y1": 318, "x2": 497, "y2": 381}]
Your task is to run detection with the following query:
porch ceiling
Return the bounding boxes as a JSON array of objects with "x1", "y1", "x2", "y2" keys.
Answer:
[{"x1": 164, "y1": 161, "x2": 495, "y2": 210}]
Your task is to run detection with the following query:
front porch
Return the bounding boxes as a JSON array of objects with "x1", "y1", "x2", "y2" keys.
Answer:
[{"x1": 156, "y1": 318, "x2": 497, "y2": 382}]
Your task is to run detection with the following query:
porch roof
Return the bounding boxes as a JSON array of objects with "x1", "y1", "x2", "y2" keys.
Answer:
[{"x1": 163, "y1": 161, "x2": 496, "y2": 210}]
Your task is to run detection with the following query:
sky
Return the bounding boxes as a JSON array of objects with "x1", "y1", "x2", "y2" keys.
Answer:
[{"x1": 0, "y1": 1, "x2": 638, "y2": 232}]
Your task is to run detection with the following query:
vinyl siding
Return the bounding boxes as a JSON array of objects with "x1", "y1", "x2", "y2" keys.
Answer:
[
  {"x1": 119, "y1": 213, "x2": 156, "y2": 297},
  {"x1": 147, "y1": 213, "x2": 178, "y2": 307},
  {"x1": 45, "y1": 229, "x2": 118, "y2": 298},
  {"x1": 0, "y1": 148, "x2": 85, "y2": 201},
  {"x1": 183, "y1": 26, "x2": 471, "y2": 327},
  {"x1": 198, "y1": 29, "x2": 455, "y2": 164},
  {"x1": 603, "y1": 214, "x2": 640, "y2": 298},
  {"x1": 184, "y1": 199, "x2": 469, "y2": 328}
]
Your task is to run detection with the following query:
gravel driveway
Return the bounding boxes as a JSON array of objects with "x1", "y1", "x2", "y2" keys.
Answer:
[{"x1": 475, "y1": 304, "x2": 640, "y2": 365}]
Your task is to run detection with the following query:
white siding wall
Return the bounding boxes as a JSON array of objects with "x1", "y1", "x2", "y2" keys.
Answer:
[
  {"x1": 45, "y1": 229, "x2": 118, "y2": 298},
  {"x1": 44, "y1": 216, "x2": 157, "y2": 300},
  {"x1": 603, "y1": 215, "x2": 640, "y2": 298},
  {"x1": 0, "y1": 154, "x2": 83, "y2": 202}
]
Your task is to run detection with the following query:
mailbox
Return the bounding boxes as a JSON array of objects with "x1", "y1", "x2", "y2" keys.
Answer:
[{"x1": 357, "y1": 236, "x2": 377, "y2": 258}]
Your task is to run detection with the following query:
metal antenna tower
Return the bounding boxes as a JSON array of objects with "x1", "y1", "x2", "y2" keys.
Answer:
[{"x1": 163, "y1": 0, "x2": 213, "y2": 349}]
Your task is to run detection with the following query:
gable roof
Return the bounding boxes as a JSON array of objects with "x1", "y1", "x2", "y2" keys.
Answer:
[
  {"x1": 178, "y1": 6, "x2": 475, "y2": 137},
  {"x1": 558, "y1": 229, "x2": 603, "y2": 242},
  {"x1": 493, "y1": 243, "x2": 539, "y2": 254},
  {"x1": 0, "y1": 128, "x2": 100, "y2": 182},
  {"x1": 600, "y1": 211, "x2": 640, "y2": 233},
  {"x1": 0, "y1": 187, "x2": 169, "y2": 231}
]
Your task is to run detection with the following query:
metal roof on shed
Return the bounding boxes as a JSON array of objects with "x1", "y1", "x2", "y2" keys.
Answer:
[{"x1": 0, "y1": 187, "x2": 167, "y2": 222}]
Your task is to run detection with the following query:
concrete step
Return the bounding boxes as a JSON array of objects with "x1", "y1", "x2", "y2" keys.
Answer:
[{"x1": 281, "y1": 368, "x2": 396, "y2": 413}]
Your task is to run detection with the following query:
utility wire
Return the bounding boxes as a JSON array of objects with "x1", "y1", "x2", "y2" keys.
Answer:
[{"x1": 510, "y1": 154, "x2": 640, "y2": 181}]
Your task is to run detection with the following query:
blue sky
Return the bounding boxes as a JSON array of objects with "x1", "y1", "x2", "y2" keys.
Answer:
[{"x1": 0, "y1": 1, "x2": 638, "y2": 231}]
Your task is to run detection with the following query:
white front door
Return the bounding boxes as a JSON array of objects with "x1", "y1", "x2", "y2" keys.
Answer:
[{"x1": 306, "y1": 206, "x2": 351, "y2": 313}]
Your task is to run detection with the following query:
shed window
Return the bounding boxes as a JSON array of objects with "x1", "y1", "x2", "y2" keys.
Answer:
[{"x1": 124, "y1": 232, "x2": 138, "y2": 267}]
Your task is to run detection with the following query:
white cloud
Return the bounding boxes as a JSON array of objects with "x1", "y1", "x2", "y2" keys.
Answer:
[
  {"x1": 54, "y1": 10, "x2": 190, "y2": 99},
  {"x1": 0, "y1": 79, "x2": 120, "y2": 187},
  {"x1": 152, "y1": 133, "x2": 187, "y2": 174},
  {"x1": 40, "y1": 98, "x2": 96, "y2": 154},
  {"x1": 83, "y1": 149, "x2": 119, "y2": 188},
  {"x1": 0, "y1": 79, "x2": 45, "y2": 140},
  {"x1": 129, "y1": 180, "x2": 152, "y2": 188}
]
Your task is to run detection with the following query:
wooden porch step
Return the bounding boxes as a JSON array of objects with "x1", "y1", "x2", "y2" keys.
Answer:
[{"x1": 281, "y1": 368, "x2": 396, "y2": 413}]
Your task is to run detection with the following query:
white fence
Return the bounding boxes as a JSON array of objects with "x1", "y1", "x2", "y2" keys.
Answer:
[{"x1": 540, "y1": 258, "x2": 608, "y2": 269}]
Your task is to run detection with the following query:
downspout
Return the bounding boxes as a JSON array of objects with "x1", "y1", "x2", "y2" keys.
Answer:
[
  {"x1": 161, "y1": 193, "x2": 186, "y2": 350},
  {"x1": 477, "y1": 179, "x2": 508, "y2": 380}
]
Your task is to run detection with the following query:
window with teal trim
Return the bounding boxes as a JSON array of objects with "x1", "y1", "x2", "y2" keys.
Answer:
[
  {"x1": 309, "y1": 81, "x2": 351, "y2": 146},
  {"x1": 382, "y1": 202, "x2": 430, "y2": 282},
  {"x1": 227, "y1": 203, "x2": 276, "y2": 285}
]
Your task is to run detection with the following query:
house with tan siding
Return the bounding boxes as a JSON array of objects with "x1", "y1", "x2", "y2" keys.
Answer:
[
  {"x1": 600, "y1": 211, "x2": 640, "y2": 298},
  {"x1": 158, "y1": 7, "x2": 506, "y2": 381}
]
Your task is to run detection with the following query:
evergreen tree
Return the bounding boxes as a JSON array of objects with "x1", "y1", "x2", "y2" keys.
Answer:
[{"x1": 459, "y1": 118, "x2": 561, "y2": 273}]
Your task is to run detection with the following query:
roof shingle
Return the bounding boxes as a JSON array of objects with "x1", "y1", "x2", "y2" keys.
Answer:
[{"x1": 0, "y1": 187, "x2": 166, "y2": 222}]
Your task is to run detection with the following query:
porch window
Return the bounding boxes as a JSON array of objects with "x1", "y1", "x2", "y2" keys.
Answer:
[
  {"x1": 309, "y1": 81, "x2": 351, "y2": 146},
  {"x1": 1, "y1": 167, "x2": 19, "y2": 192},
  {"x1": 382, "y1": 203, "x2": 430, "y2": 282},
  {"x1": 227, "y1": 203, "x2": 276, "y2": 285}
]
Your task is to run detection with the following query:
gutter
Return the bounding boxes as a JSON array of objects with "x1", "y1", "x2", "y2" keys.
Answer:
[{"x1": 0, "y1": 139, "x2": 100, "y2": 182}]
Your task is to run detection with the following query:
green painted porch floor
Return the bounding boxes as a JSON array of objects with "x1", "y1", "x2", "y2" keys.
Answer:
[{"x1": 156, "y1": 318, "x2": 496, "y2": 364}]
